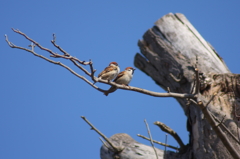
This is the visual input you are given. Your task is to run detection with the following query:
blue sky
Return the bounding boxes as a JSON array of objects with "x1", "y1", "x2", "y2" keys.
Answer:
[{"x1": 1, "y1": 1, "x2": 240, "y2": 159}]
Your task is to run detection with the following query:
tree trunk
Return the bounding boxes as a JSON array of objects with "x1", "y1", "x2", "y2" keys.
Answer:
[{"x1": 100, "y1": 13, "x2": 240, "y2": 159}]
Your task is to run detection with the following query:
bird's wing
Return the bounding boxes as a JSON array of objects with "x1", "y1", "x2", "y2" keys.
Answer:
[
  {"x1": 98, "y1": 66, "x2": 117, "y2": 77},
  {"x1": 113, "y1": 71, "x2": 124, "y2": 82}
]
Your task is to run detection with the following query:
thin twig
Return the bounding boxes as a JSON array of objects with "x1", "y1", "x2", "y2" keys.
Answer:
[
  {"x1": 5, "y1": 34, "x2": 106, "y2": 93},
  {"x1": 189, "y1": 99, "x2": 198, "y2": 105},
  {"x1": 170, "y1": 73, "x2": 182, "y2": 82},
  {"x1": 89, "y1": 59, "x2": 96, "y2": 82},
  {"x1": 99, "y1": 137, "x2": 115, "y2": 152},
  {"x1": 13, "y1": 28, "x2": 91, "y2": 65},
  {"x1": 216, "y1": 115, "x2": 226, "y2": 127},
  {"x1": 81, "y1": 116, "x2": 124, "y2": 153},
  {"x1": 194, "y1": 56, "x2": 200, "y2": 96},
  {"x1": 51, "y1": 34, "x2": 70, "y2": 56},
  {"x1": 231, "y1": 90, "x2": 240, "y2": 142},
  {"x1": 167, "y1": 87, "x2": 170, "y2": 93},
  {"x1": 211, "y1": 113, "x2": 240, "y2": 145},
  {"x1": 164, "y1": 134, "x2": 168, "y2": 159},
  {"x1": 11, "y1": 28, "x2": 54, "y2": 56},
  {"x1": 144, "y1": 119, "x2": 158, "y2": 159},
  {"x1": 50, "y1": 33, "x2": 94, "y2": 77},
  {"x1": 137, "y1": 134, "x2": 179, "y2": 150},
  {"x1": 154, "y1": 121, "x2": 185, "y2": 150},
  {"x1": 197, "y1": 100, "x2": 240, "y2": 159},
  {"x1": 202, "y1": 93, "x2": 217, "y2": 111},
  {"x1": 28, "y1": 42, "x2": 35, "y2": 51},
  {"x1": 238, "y1": 120, "x2": 240, "y2": 142}
]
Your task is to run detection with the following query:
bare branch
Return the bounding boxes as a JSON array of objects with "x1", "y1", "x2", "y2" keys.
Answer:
[
  {"x1": 50, "y1": 34, "x2": 92, "y2": 68},
  {"x1": 105, "y1": 81, "x2": 196, "y2": 98},
  {"x1": 5, "y1": 33, "x2": 106, "y2": 93},
  {"x1": 144, "y1": 119, "x2": 158, "y2": 159},
  {"x1": 5, "y1": 29, "x2": 196, "y2": 98},
  {"x1": 5, "y1": 29, "x2": 197, "y2": 99},
  {"x1": 81, "y1": 116, "x2": 124, "y2": 153},
  {"x1": 50, "y1": 33, "x2": 95, "y2": 78},
  {"x1": 154, "y1": 121, "x2": 186, "y2": 152},
  {"x1": 11, "y1": 28, "x2": 55, "y2": 56},
  {"x1": 137, "y1": 134, "x2": 179, "y2": 150}
]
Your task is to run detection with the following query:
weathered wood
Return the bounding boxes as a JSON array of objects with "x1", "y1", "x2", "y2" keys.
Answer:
[
  {"x1": 100, "y1": 13, "x2": 240, "y2": 159},
  {"x1": 100, "y1": 133, "x2": 179, "y2": 159},
  {"x1": 100, "y1": 133, "x2": 193, "y2": 159},
  {"x1": 134, "y1": 13, "x2": 240, "y2": 159}
]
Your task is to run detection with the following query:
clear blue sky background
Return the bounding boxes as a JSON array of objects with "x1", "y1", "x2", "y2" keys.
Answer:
[{"x1": 1, "y1": 1, "x2": 240, "y2": 159}]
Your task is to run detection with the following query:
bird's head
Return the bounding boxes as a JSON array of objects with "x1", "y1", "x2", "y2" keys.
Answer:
[
  {"x1": 109, "y1": 62, "x2": 119, "y2": 67},
  {"x1": 125, "y1": 67, "x2": 136, "y2": 75}
]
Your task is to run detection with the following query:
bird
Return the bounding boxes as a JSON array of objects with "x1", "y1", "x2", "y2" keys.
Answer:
[
  {"x1": 98, "y1": 62, "x2": 120, "y2": 81},
  {"x1": 104, "y1": 67, "x2": 136, "y2": 96}
]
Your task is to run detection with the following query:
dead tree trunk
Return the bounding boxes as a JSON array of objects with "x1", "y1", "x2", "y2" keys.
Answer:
[{"x1": 101, "y1": 13, "x2": 240, "y2": 159}]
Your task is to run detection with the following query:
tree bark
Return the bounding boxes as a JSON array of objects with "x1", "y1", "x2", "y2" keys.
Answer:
[{"x1": 100, "y1": 13, "x2": 240, "y2": 159}]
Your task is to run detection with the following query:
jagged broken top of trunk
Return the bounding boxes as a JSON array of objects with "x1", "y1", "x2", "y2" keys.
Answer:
[{"x1": 135, "y1": 13, "x2": 230, "y2": 93}]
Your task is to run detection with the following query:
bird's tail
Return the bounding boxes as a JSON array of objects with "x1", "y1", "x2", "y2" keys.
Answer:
[{"x1": 104, "y1": 86, "x2": 117, "y2": 96}]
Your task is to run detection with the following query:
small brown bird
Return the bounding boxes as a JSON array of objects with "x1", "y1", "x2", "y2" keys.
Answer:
[
  {"x1": 104, "y1": 67, "x2": 135, "y2": 96},
  {"x1": 98, "y1": 62, "x2": 120, "y2": 81}
]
